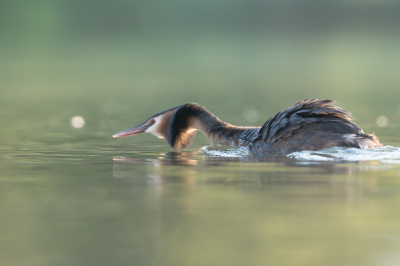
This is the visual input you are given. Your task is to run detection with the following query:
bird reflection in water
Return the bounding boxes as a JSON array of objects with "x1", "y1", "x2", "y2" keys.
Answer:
[
  {"x1": 113, "y1": 151, "x2": 200, "y2": 185},
  {"x1": 112, "y1": 150, "x2": 386, "y2": 218},
  {"x1": 112, "y1": 150, "x2": 371, "y2": 186}
]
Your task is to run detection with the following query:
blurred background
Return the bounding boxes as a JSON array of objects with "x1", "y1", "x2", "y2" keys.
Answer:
[
  {"x1": 2, "y1": 2, "x2": 400, "y2": 266},
  {"x1": 1, "y1": 0, "x2": 400, "y2": 149}
]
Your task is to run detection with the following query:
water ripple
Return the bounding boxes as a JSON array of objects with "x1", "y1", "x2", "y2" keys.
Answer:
[
  {"x1": 199, "y1": 145, "x2": 400, "y2": 164},
  {"x1": 288, "y1": 146, "x2": 400, "y2": 163},
  {"x1": 199, "y1": 146, "x2": 250, "y2": 157}
]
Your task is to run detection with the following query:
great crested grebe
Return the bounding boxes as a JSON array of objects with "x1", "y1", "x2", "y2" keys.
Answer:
[{"x1": 113, "y1": 98, "x2": 382, "y2": 156}]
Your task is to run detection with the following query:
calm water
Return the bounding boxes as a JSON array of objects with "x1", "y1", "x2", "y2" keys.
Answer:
[{"x1": 2, "y1": 135, "x2": 400, "y2": 266}]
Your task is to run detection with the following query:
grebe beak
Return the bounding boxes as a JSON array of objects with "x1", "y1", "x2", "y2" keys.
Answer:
[{"x1": 113, "y1": 124, "x2": 151, "y2": 138}]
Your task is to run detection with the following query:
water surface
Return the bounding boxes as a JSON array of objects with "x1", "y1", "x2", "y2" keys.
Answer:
[{"x1": 2, "y1": 139, "x2": 400, "y2": 266}]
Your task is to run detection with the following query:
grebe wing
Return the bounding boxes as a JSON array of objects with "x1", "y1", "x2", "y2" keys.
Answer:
[{"x1": 257, "y1": 98, "x2": 362, "y2": 144}]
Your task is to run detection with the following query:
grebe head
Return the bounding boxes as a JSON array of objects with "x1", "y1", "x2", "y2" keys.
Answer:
[
  {"x1": 113, "y1": 103, "x2": 223, "y2": 150},
  {"x1": 112, "y1": 105, "x2": 183, "y2": 140}
]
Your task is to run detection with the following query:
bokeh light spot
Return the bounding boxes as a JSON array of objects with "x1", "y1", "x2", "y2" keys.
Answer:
[
  {"x1": 376, "y1": 116, "x2": 389, "y2": 127},
  {"x1": 242, "y1": 106, "x2": 259, "y2": 123},
  {"x1": 71, "y1": 116, "x2": 85, "y2": 128}
]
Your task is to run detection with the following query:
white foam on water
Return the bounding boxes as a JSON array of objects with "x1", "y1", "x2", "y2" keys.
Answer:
[
  {"x1": 199, "y1": 146, "x2": 250, "y2": 157},
  {"x1": 199, "y1": 145, "x2": 400, "y2": 163},
  {"x1": 288, "y1": 146, "x2": 400, "y2": 163}
]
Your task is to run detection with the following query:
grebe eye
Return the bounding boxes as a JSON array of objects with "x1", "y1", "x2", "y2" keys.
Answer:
[{"x1": 150, "y1": 119, "x2": 156, "y2": 124}]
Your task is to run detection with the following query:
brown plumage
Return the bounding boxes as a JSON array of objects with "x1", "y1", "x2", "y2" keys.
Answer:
[{"x1": 113, "y1": 98, "x2": 382, "y2": 156}]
